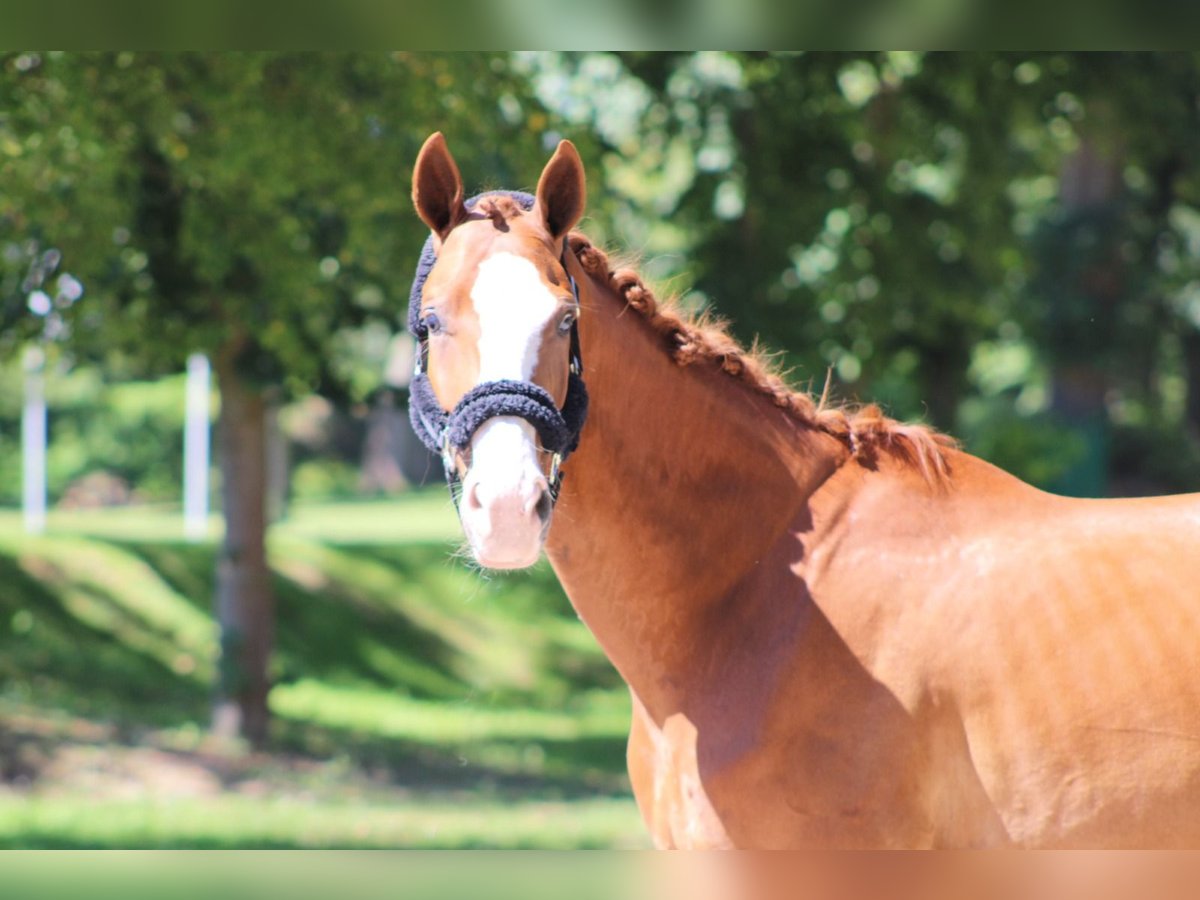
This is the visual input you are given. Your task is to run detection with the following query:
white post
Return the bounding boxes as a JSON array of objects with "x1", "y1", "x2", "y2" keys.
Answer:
[
  {"x1": 22, "y1": 346, "x2": 46, "y2": 535},
  {"x1": 183, "y1": 352, "x2": 211, "y2": 541}
]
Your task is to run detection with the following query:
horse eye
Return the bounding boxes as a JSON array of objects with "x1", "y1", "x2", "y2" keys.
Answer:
[
  {"x1": 420, "y1": 311, "x2": 442, "y2": 334},
  {"x1": 558, "y1": 310, "x2": 577, "y2": 335}
]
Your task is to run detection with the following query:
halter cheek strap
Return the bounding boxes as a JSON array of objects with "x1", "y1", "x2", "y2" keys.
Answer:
[{"x1": 407, "y1": 191, "x2": 589, "y2": 511}]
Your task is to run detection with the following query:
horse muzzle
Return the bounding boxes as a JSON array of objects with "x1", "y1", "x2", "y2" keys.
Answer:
[{"x1": 458, "y1": 417, "x2": 553, "y2": 569}]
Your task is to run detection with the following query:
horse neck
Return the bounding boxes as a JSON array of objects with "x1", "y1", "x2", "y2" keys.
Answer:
[{"x1": 545, "y1": 268, "x2": 848, "y2": 706}]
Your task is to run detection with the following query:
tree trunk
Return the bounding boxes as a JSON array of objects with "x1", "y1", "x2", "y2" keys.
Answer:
[
  {"x1": 922, "y1": 345, "x2": 968, "y2": 432},
  {"x1": 1048, "y1": 132, "x2": 1123, "y2": 497},
  {"x1": 212, "y1": 346, "x2": 275, "y2": 748}
]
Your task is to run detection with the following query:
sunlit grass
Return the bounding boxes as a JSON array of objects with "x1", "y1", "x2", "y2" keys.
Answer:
[
  {"x1": 6, "y1": 536, "x2": 216, "y2": 680},
  {"x1": 0, "y1": 489, "x2": 463, "y2": 545},
  {"x1": 275, "y1": 493, "x2": 463, "y2": 544},
  {"x1": 0, "y1": 852, "x2": 650, "y2": 900},
  {"x1": 273, "y1": 680, "x2": 629, "y2": 745},
  {"x1": 0, "y1": 495, "x2": 638, "y2": 848},
  {"x1": 0, "y1": 793, "x2": 646, "y2": 849}
]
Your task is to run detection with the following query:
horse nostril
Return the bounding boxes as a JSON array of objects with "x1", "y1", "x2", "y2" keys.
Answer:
[
  {"x1": 462, "y1": 480, "x2": 483, "y2": 513},
  {"x1": 534, "y1": 489, "x2": 553, "y2": 526}
]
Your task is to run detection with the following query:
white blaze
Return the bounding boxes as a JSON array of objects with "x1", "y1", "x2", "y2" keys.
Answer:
[
  {"x1": 459, "y1": 251, "x2": 559, "y2": 568},
  {"x1": 471, "y1": 251, "x2": 559, "y2": 382}
]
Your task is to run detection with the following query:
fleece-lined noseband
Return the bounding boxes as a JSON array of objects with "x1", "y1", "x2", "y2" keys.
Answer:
[{"x1": 408, "y1": 191, "x2": 589, "y2": 511}]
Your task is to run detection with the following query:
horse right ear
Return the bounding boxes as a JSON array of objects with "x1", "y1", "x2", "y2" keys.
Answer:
[
  {"x1": 535, "y1": 140, "x2": 586, "y2": 240},
  {"x1": 412, "y1": 132, "x2": 466, "y2": 242}
]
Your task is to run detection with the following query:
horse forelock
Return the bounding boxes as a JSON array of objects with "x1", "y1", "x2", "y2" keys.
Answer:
[
  {"x1": 473, "y1": 194, "x2": 528, "y2": 228},
  {"x1": 565, "y1": 232, "x2": 956, "y2": 484}
]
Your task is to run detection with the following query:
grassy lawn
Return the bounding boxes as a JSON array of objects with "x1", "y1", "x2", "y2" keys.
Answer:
[
  {"x1": 0, "y1": 492, "x2": 646, "y2": 848},
  {"x1": 0, "y1": 793, "x2": 642, "y2": 850},
  {"x1": 0, "y1": 492, "x2": 466, "y2": 544}
]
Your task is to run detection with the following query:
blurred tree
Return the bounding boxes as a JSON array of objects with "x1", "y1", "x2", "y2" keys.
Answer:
[
  {"x1": 0, "y1": 51, "x2": 557, "y2": 745},
  {"x1": 611, "y1": 51, "x2": 1056, "y2": 425},
  {"x1": 596, "y1": 52, "x2": 1200, "y2": 493},
  {"x1": 1022, "y1": 53, "x2": 1200, "y2": 494}
]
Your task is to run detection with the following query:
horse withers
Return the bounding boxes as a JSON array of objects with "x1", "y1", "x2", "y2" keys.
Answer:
[{"x1": 408, "y1": 131, "x2": 1200, "y2": 848}]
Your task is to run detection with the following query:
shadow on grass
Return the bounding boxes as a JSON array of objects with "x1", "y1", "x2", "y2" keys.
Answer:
[
  {"x1": 0, "y1": 553, "x2": 209, "y2": 731},
  {"x1": 105, "y1": 539, "x2": 621, "y2": 706},
  {"x1": 0, "y1": 830, "x2": 634, "y2": 850},
  {"x1": 2, "y1": 535, "x2": 630, "y2": 807},
  {"x1": 271, "y1": 569, "x2": 468, "y2": 702},
  {"x1": 272, "y1": 715, "x2": 630, "y2": 801},
  {"x1": 345, "y1": 544, "x2": 577, "y2": 620},
  {"x1": 0, "y1": 835, "x2": 318, "y2": 850},
  {"x1": 117, "y1": 541, "x2": 507, "y2": 699},
  {"x1": 333, "y1": 544, "x2": 624, "y2": 700},
  {"x1": 111, "y1": 541, "x2": 215, "y2": 615},
  {"x1": 113, "y1": 540, "x2": 473, "y2": 701}
]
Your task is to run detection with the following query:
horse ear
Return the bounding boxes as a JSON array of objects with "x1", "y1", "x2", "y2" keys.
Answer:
[
  {"x1": 412, "y1": 132, "x2": 466, "y2": 241},
  {"x1": 535, "y1": 140, "x2": 586, "y2": 240}
]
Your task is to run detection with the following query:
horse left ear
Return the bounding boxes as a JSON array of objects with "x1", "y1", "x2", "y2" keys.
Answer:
[
  {"x1": 535, "y1": 140, "x2": 586, "y2": 240},
  {"x1": 413, "y1": 132, "x2": 466, "y2": 242}
]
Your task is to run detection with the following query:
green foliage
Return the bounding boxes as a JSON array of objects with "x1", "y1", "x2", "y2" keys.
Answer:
[
  {"x1": 588, "y1": 52, "x2": 1052, "y2": 425},
  {"x1": 6, "y1": 52, "x2": 1200, "y2": 494},
  {"x1": 1, "y1": 52, "x2": 560, "y2": 401},
  {"x1": 1110, "y1": 418, "x2": 1200, "y2": 495},
  {"x1": 10, "y1": 51, "x2": 1200, "y2": 494},
  {"x1": 528, "y1": 51, "x2": 1200, "y2": 492},
  {"x1": 290, "y1": 459, "x2": 361, "y2": 502},
  {"x1": 957, "y1": 400, "x2": 1088, "y2": 487}
]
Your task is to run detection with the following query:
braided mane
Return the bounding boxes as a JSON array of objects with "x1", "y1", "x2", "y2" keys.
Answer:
[{"x1": 567, "y1": 233, "x2": 955, "y2": 482}]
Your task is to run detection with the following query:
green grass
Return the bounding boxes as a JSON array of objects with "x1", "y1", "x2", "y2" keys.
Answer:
[
  {"x1": 0, "y1": 490, "x2": 465, "y2": 544},
  {"x1": 0, "y1": 852, "x2": 645, "y2": 900},
  {"x1": 0, "y1": 493, "x2": 646, "y2": 848},
  {"x1": 0, "y1": 794, "x2": 642, "y2": 849}
]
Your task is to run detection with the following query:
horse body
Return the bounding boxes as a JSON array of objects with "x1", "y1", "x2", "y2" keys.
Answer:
[
  {"x1": 410, "y1": 133, "x2": 1200, "y2": 848},
  {"x1": 550, "y1": 269, "x2": 1200, "y2": 845}
]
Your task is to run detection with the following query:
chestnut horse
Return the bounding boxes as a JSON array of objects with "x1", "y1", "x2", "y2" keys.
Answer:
[{"x1": 409, "y1": 132, "x2": 1200, "y2": 848}]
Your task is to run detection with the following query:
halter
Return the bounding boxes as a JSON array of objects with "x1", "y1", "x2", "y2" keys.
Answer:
[{"x1": 407, "y1": 191, "x2": 589, "y2": 513}]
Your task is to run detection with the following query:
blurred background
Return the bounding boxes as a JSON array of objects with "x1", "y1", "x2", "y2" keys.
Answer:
[{"x1": 0, "y1": 51, "x2": 1199, "y2": 848}]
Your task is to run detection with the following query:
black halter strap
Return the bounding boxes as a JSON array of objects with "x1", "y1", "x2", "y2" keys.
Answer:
[{"x1": 407, "y1": 192, "x2": 588, "y2": 512}]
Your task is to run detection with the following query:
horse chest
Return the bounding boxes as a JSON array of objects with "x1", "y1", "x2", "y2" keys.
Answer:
[
  {"x1": 628, "y1": 703, "x2": 733, "y2": 849},
  {"x1": 626, "y1": 693, "x2": 926, "y2": 849},
  {"x1": 625, "y1": 663, "x2": 966, "y2": 849}
]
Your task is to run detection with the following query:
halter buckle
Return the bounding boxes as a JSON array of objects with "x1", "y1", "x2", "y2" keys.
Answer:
[
  {"x1": 548, "y1": 452, "x2": 563, "y2": 485},
  {"x1": 440, "y1": 430, "x2": 455, "y2": 474}
]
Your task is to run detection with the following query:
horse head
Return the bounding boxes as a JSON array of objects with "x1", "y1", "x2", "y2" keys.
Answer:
[{"x1": 409, "y1": 132, "x2": 588, "y2": 569}]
